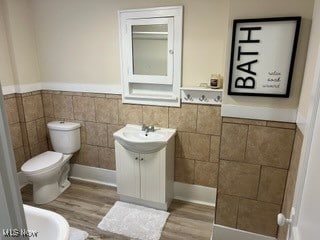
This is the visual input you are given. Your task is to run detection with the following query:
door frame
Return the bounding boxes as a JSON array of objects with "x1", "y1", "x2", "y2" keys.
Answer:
[
  {"x1": 0, "y1": 84, "x2": 28, "y2": 238},
  {"x1": 289, "y1": 14, "x2": 320, "y2": 240}
]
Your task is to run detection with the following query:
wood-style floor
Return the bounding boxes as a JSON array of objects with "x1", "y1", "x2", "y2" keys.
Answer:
[{"x1": 21, "y1": 179, "x2": 214, "y2": 240}]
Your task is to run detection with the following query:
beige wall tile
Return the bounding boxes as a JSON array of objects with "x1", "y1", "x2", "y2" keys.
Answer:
[
  {"x1": 258, "y1": 167, "x2": 287, "y2": 204},
  {"x1": 20, "y1": 123, "x2": 29, "y2": 147},
  {"x1": 36, "y1": 118, "x2": 47, "y2": 141},
  {"x1": 77, "y1": 144, "x2": 99, "y2": 167},
  {"x1": 246, "y1": 126, "x2": 295, "y2": 169},
  {"x1": 195, "y1": 161, "x2": 218, "y2": 187},
  {"x1": 86, "y1": 122, "x2": 108, "y2": 147},
  {"x1": 118, "y1": 102, "x2": 142, "y2": 125},
  {"x1": 4, "y1": 97, "x2": 19, "y2": 124},
  {"x1": 197, "y1": 105, "x2": 221, "y2": 135},
  {"x1": 16, "y1": 96, "x2": 25, "y2": 122},
  {"x1": 180, "y1": 132, "x2": 210, "y2": 161},
  {"x1": 31, "y1": 90, "x2": 42, "y2": 95},
  {"x1": 39, "y1": 140, "x2": 49, "y2": 153},
  {"x1": 83, "y1": 93, "x2": 105, "y2": 98},
  {"x1": 23, "y1": 94, "x2": 44, "y2": 122},
  {"x1": 24, "y1": 146, "x2": 31, "y2": 160},
  {"x1": 61, "y1": 91, "x2": 82, "y2": 96},
  {"x1": 220, "y1": 123, "x2": 248, "y2": 161},
  {"x1": 218, "y1": 160, "x2": 260, "y2": 199},
  {"x1": 4, "y1": 93, "x2": 16, "y2": 99},
  {"x1": 168, "y1": 104, "x2": 197, "y2": 132},
  {"x1": 174, "y1": 157, "x2": 195, "y2": 184},
  {"x1": 73, "y1": 96, "x2": 96, "y2": 121},
  {"x1": 70, "y1": 120, "x2": 86, "y2": 143},
  {"x1": 105, "y1": 94, "x2": 121, "y2": 99},
  {"x1": 26, "y1": 121, "x2": 38, "y2": 145},
  {"x1": 175, "y1": 132, "x2": 182, "y2": 158},
  {"x1": 142, "y1": 106, "x2": 168, "y2": 128},
  {"x1": 21, "y1": 92, "x2": 32, "y2": 97},
  {"x1": 210, "y1": 135, "x2": 220, "y2": 162},
  {"x1": 107, "y1": 124, "x2": 124, "y2": 148},
  {"x1": 223, "y1": 117, "x2": 267, "y2": 126},
  {"x1": 98, "y1": 147, "x2": 115, "y2": 170},
  {"x1": 267, "y1": 121, "x2": 296, "y2": 129},
  {"x1": 237, "y1": 198, "x2": 280, "y2": 237},
  {"x1": 215, "y1": 194, "x2": 239, "y2": 228},
  {"x1": 30, "y1": 140, "x2": 48, "y2": 157},
  {"x1": 95, "y1": 98, "x2": 118, "y2": 124},
  {"x1": 9, "y1": 123, "x2": 23, "y2": 149},
  {"x1": 42, "y1": 93, "x2": 54, "y2": 117},
  {"x1": 14, "y1": 147, "x2": 26, "y2": 171},
  {"x1": 52, "y1": 94, "x2": 74, "y2": 119}
]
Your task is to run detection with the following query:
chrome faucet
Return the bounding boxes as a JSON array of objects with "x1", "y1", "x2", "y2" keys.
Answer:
[{"x1": 141, "y1": 124, "x2": 155, "y2": 135}]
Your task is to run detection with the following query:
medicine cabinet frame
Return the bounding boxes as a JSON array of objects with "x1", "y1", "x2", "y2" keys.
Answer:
[{"x1": 119, "y1": 6, "x2": 183, "y2": 107}]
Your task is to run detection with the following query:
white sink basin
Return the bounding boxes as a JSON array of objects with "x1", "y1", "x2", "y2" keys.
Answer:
[
  {"x1": 113, "y1": 124, "x2": 176, "y2": 153},
  {"x1": 24, "y1": 204, "x2": 69, "y2": 240}
]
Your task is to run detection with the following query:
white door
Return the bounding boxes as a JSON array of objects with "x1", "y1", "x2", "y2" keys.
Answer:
[
  {"x1": 115, "y1": 142, "x2": 140, "y2": 198},
  {"x1": 140, "y1": 150, "x2": 166, "y2": 203},
  {"x1": 291, "y1": 96, "x2": 320, "y2": 240},
  {"x1": 287, "y1": 2, "x2": 320, "y2": 237}
]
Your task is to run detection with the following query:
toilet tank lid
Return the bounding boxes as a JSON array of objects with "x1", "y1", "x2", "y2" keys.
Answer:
[{"x1": 47, "y1": 121, "x2": 80, "y2": 131}]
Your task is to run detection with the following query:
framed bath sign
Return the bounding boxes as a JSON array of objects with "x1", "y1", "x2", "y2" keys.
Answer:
[{"x1": 228, "y1": 16, "x2": 301, "y2": 97}]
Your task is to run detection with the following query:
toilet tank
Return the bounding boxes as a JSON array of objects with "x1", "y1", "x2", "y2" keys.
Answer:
[{"x1": 47, "y1": 121, "x2": 81, "y2": 154}]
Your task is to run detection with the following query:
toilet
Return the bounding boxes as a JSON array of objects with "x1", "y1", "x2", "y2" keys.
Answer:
[{"x1": 21, "y1": 121, "x2": 81, "y2": 204}]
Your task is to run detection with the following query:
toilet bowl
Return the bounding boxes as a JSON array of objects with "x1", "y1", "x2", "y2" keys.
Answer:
[{"x1": 21, "y1": 121, "x2": 81, "y2": 204}]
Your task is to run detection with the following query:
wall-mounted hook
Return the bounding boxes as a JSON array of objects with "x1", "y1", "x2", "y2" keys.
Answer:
[
  {"x1": 199, "y1": 95, "x2": 208, "y2": 102},
  {"x1": 184, "y1": 94, "x2": 193, "y2": 101},
  {"x1": 214, "y1": 95, "x2": 221, "y2": 102}
]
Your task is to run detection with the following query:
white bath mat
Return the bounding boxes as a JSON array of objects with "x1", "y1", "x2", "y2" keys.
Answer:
[
  {"x1": 97, "y1": 201, "x2": 169, "y2": 240},
  {"x1": 69, "y1": 227, "x2": 88, "y2": 240}
]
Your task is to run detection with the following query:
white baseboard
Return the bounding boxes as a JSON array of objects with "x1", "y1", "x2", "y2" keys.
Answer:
[
  {"x1": 69, "y1": 164, "x2": 216, "y2": 206},
  {"x1": 174, "y1": 181, "x2": 216, "y2": 206},
  {"x1": 212, "y1": 224, "x2": 276, "y2": 240},
  {"x1": 221, "y1": 104, "x2": 297, "y2": 123},
  {"x1": 69, "y1": 164, "x2": 117, "y2": 187}
]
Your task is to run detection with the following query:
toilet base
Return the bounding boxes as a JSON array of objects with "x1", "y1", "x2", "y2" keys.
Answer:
[
  {"x1": 33, "y1": 178, "x2": 71, "y2": 204},
  {"x1": 23, "y1": 154, "x2": 73, "y2": 204}
]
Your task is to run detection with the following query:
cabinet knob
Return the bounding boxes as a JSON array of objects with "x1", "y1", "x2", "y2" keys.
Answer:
[
  {"x1": 135, "y1": 157, "x2": 139, "y2": 160},
  {"x1": 140, "y1": 158, "x2": 144, "y2": 161}
]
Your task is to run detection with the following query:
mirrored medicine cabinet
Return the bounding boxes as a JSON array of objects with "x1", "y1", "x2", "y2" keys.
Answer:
[{"x1": 119, "y1": 6, "x2": 183, "y2": 106}]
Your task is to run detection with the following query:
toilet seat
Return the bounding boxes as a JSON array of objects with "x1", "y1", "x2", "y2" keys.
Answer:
[{"x1": 21, "y1": 151, "x2": 63, "y2": 175}]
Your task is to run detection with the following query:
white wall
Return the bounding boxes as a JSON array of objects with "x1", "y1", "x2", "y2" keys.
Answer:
[
  {"x1": 3, "y1": 0, "x2": 40, "y2": 85},
  {"x1": 0, "y1": 0, "x2": 15, "y2": 87},
  {"x1": 290, "y1": 2, "x2": 320, "y2": 239},
  {"x1": 297, "y1": 0, "x2": 320, "y2": 131},
  {"x1": 295, "y1": 96, "x2": 320, "y2": 239},
  {"x1": 223, "y1": 0, "x2": 314, "y2": 112},
  {"x1": 30, "y1": 0, "x2": 229, "y2": 87}
]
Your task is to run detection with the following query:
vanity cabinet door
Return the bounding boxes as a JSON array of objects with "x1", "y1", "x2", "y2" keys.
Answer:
[
  {"x1": 140, "y1": 149, "x2": 166, "y2": 203},
  {"x1": 115, "y1": 141, "x2": 140, "y2": 198}
]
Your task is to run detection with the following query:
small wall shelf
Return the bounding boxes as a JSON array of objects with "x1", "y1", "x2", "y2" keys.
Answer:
[{"x1": 180, "y1": 87, "x2": 223, "y2": 105}]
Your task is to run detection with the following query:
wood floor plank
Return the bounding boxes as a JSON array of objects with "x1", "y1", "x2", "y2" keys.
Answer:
[{"x1": 21, "y1": 179, "x2": 214, "y2": 239}]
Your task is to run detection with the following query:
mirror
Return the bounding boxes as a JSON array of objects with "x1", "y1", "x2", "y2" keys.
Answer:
[
  {"x1": 119, "y1": 6, "x2": 183, "y2": 107},
  {"x1": 132, "y1": 24, "x2": 168, "y2": 76}
]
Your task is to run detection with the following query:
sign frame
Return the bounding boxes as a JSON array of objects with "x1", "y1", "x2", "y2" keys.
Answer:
[{"x1": 227, "y1": 17, "x2": 301, "y2": 97}]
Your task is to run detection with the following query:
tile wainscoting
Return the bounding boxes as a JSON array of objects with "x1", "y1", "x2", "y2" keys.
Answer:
[{"x1": 3, "y1": 90, "x2": 300, "y2": 238}]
